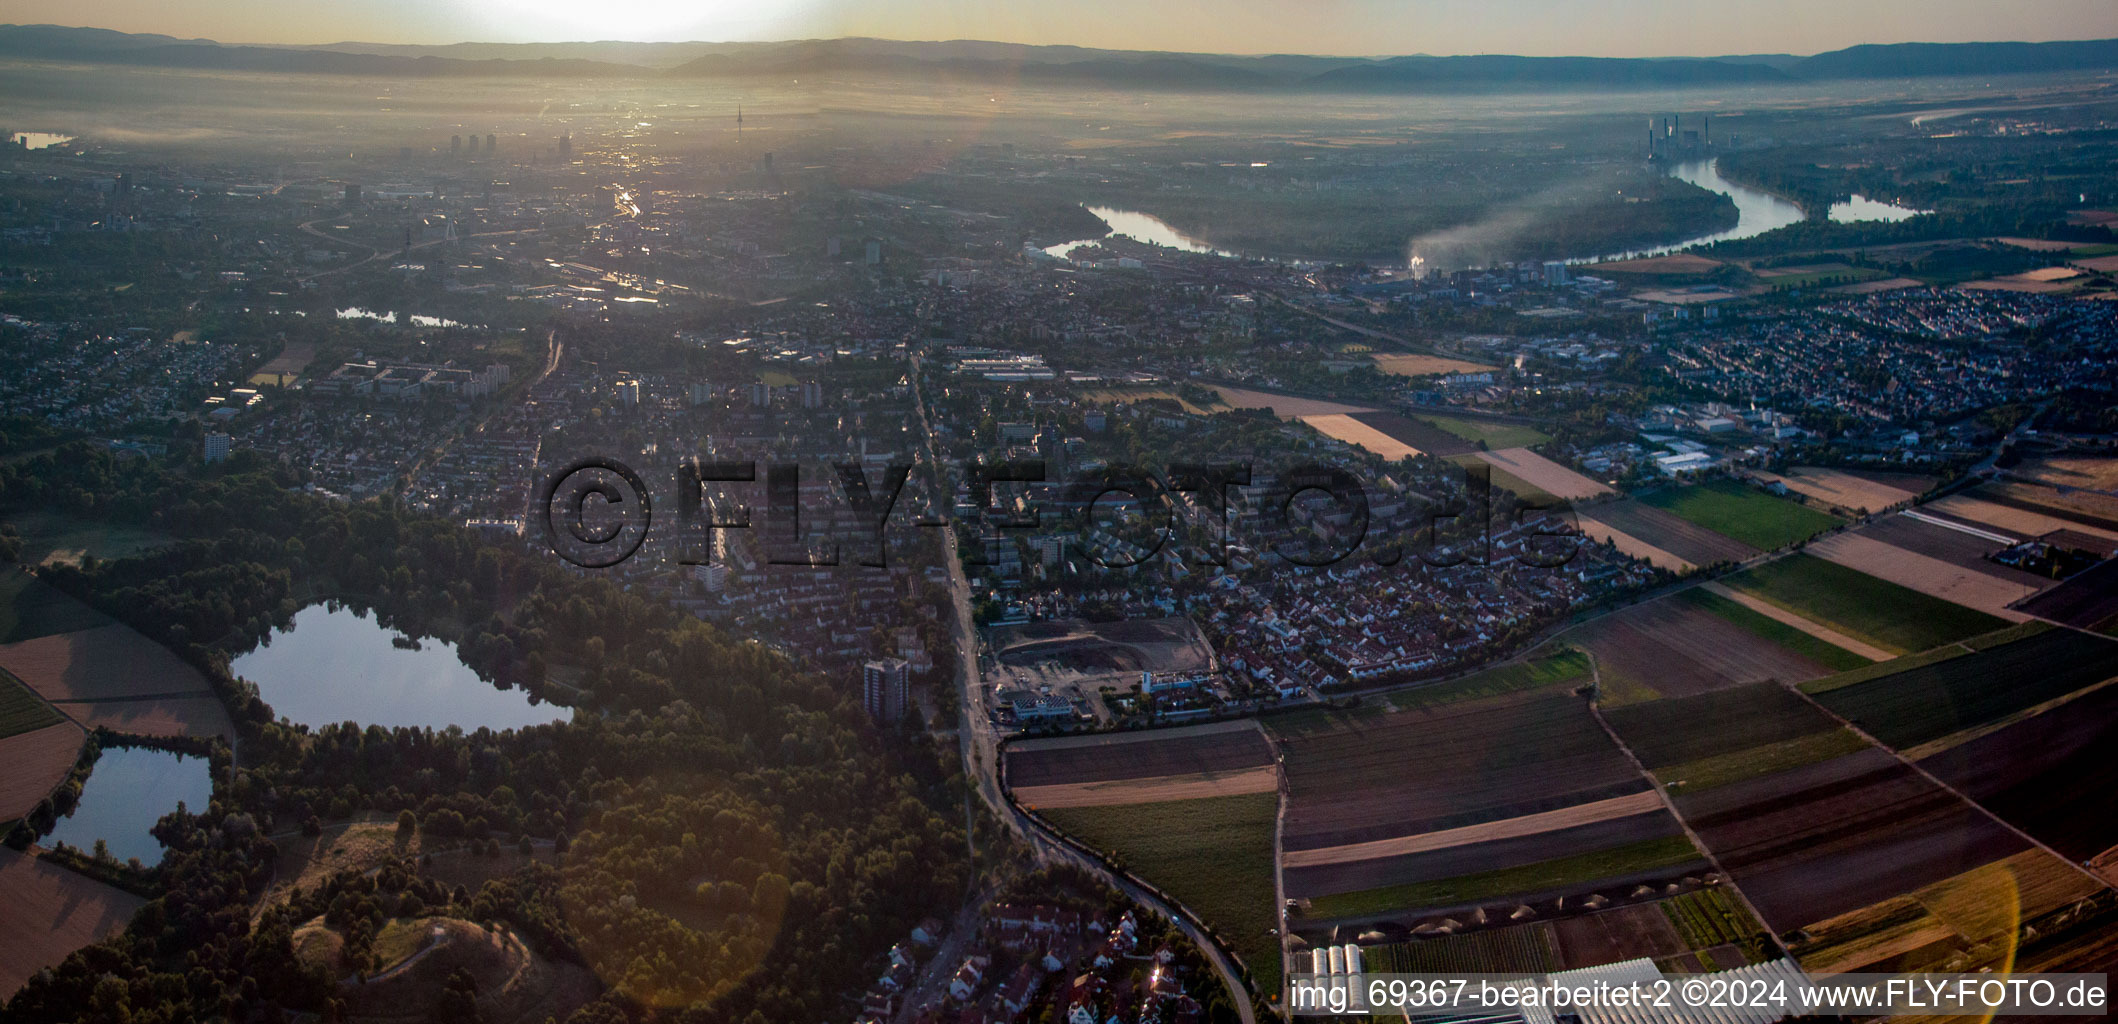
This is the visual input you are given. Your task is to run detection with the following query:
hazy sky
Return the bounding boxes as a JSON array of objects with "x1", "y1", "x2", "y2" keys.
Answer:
[{"x1": 9, "y1": 0, "x2": 2118, "y2": 55}]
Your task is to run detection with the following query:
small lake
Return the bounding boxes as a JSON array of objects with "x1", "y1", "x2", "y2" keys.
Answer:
[
  {"x1": 231, "y1": 604, "x2": 567, "y2": 732},
  {"x1": 1041, "y1": 206, "x2": 1240, "y2": 261},
  {"x1": 46, "y1": 746, "x2": 211, "y2": 866}
]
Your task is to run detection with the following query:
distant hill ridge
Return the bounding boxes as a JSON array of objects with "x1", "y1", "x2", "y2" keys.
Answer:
[{"x1": 2, "y1": 25, "x2": 2115, "y2": 90}]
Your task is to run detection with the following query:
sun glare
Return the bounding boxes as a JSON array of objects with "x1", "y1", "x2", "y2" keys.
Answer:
[{"x1": 484, "y1": 0, "x2": 813, "y2": 41}]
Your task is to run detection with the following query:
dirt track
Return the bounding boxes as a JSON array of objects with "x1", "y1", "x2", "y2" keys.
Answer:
[
  {"x1": 1281, "y1": 790, "x2": 1666, "y2": 869},
  {"x1": 1700, "y1": 583, "x2": 1892, "y2": 662},
  {"x1": 1013, "y1": 765, "x2": 1279, "y2": 809}
]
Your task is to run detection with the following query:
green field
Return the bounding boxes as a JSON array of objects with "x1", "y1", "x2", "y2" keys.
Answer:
[
  {"x1": 0, "y1": 666, "x2": 62, "y2": 739},
  {"x1": 2, "y1": 512, "x2": 168, "y2": 569},
  {"x1": 1420, "y1": 415, "x2": 1550, "y2": 450},
  {"x1": 1655, "y1": 730, "x2": 1871, "y2": 794},
  {"x1": 1041, "y1": 792, "x2": 1281, "y2": 993},
  {"x1": 1387, "y1": 647, "x2": 1591, "y2": 710},
  {"x1": 1722, "y1": 555, "x2": 2007, "y2": 656},
  {"x1": 1304, "y1": 836, "x2": 1703, "y2": 920},
  {"x1": 1810, "y1": 628, "x2": 2118, "y2": 749},
  {"x1": 0, "y1": 571, "x2": 115, "y2": 644},
  {"x1": 1660, "y1": 888, "x2": 1765, "y2": 954},
  {"x1": 1638, "y1": 480, "x2": 1841, "y2": 551},
  {"x1": 1673, "y1": 588, "x2": 1872, "y2": 672},
  {"x1": 1762, "y1": 266, "x2": 1887, "y2": 289}
]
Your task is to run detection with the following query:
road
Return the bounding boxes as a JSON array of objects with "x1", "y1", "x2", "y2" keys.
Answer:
[
  {"x1": 909, "y1": 353, "x2": 1261, "y2": 1024},
  {"x1": 295, "y1": 217, "x2": 542, "y2": 283}
]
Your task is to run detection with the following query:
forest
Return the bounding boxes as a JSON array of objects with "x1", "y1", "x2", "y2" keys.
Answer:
[{"x1": 0, "y1": 443, "x2": 971, "y2": 1024}]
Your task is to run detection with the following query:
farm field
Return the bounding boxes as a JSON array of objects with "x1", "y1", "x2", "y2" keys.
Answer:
[
  {"x1": 0, "y1": 623, "x2": 215, "y2": 702},
  {"x1": 1810, "y1": 627, "x2": 2118, "y2": 749},
  {"x1": 1569, "y1": 596, "x2": 1837, "y2": 702},
  {"x1": 1917, "y1": 680, "x2": 2118, "y2": 862},
  {"x1": 0, "y1": 847, "x2": 146, "y2": 999},
  {"x1": 2015, "y1": 558, "x2": 2118, "y2": 630},
  {"x1": 1672, "y1": 588, "x2": 1873, "y2": 672},
  {"x1": 0, "y1": 573, "x2": 115, "y2": 644},
  {"x1": 55, "y1": 695, "x2": 236, "y2": 741},
  {"x1": 1652, "y1": 730, "x2": 1872, "y2": 795},
  {"x1": 247, "y1": 339, "x2": 317, "y2": 387},
  {"x1": 1637, "y1": 480, "x2": 1840, "y2": 552},
  {"x1": 1283, "y1": 802, "x2": 1686, "y2": 900},
  {"x1": 2012, "y1": 455, "x2": 2118, "y2": 493},
  {"x1": 1755, "y1": 467, "x2": 1931, "y2": 515},
  {"x1": 1473, "y1": 447, "x2": 1614, "y2": 502},
  {"x1": 1297, "y1": 413, "x2": 1423, "y2": 461},
  {"x1": 1006, "y1": 721, "x2": 1273, "y2": 788},
  {"x1": 1603, "y1": 682, "x2": 1848, "y2": 771},
  {"x1": 1719, "y1": 555, "x2": 2008, "y2": 656},
  {"x1": 0, "y1": 720, "x2": 84, "y2": 823},
  {"x1": 1041, "y1": 791, "x2": 1281, "y2": 992},
  {"x1": 1578, "y1": 500, "x2": 1757, "y2": 567},
  {"x1": 1752, "y1": 263, "x2": 1888, "y2": 288},
  {"x1": 1270, "y1": 690, "x2": 1648, "y2": 853},
  {"x1": 1924, "y1": 493, "x2": 2118, "y2": 544},
  {"x1": 1209, "y1": 385, "x2": 1372, "y2": 419},
  {"x1": 1979, "y1": 481, "x2": 2118, "y2": 533},
  {"x1": 1352, "y1": 411, "x2": 1480, "y2": 457},
  {"x1": 1789, "y1": 849, "x2": 2100, "y2": 975},
  {"x1": 1076, "y1": 387, "x2": 1223, "y2": 415},
  {"x1": 1383, "y1": 646, "x2": 1591, "y2": 710},
  {"x1": 1804, "y1": 533, "x2": 2038, "y2": 621},
  {"x1": 1574, "y1": 514, "x2": 1694, "y2": 573},
  {"x1": 1417, "y1": 414, "x2": 1549, "y2": 451},
  {"x1": 0, "y1": 667, "x2": 61, "y2": 738},
  {"x1": 1369, "y1": 353, "x2": 1496, "y2": 378},
  {"x1": 1590, "y1": 253, "x2": 1724, "y2": 276},
  {"x1": 1857, "y1": 514, "x2": 2050, "y2": 589},
  {"x1": 1300, "y1": 835, "x2": 1704, "y2": 921},
  {"x1": 1673, "y1": 747, "x2": 2027, "y2": 932},
  {"x1": 1349, "y1": 891, "x2": 1753, "y2": 975}
]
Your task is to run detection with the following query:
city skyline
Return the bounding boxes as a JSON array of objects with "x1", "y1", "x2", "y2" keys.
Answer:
[{"x1": 6, "y1": 0, "x2": 2117, "y2": 57}]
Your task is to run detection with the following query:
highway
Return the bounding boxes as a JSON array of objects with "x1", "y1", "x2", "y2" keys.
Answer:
[{"x1": 910, "y1": 353, "x2": 1263, "y2": 1024}]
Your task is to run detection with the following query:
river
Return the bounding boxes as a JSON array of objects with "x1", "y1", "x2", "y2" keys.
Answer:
[{"x1": 1044, "y1": 159, "x2": 1925, "y2": 270}]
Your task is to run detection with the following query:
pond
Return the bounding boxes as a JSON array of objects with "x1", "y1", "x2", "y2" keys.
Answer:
[
  {"x1": 231, "y1": 604, "x2": 567, "y2": 732},
  {"x1": 45, "y1": 746, "x2": 211, "y2": 866}
]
